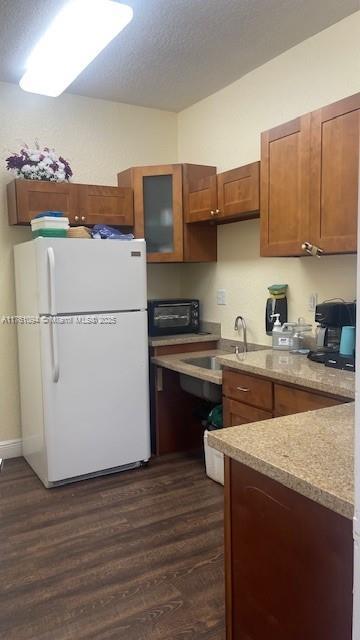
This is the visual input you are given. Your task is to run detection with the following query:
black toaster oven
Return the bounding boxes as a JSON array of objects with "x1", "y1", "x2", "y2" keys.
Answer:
[{"x1": 148, "y1": 299, "x2": 200, "y2": 336}]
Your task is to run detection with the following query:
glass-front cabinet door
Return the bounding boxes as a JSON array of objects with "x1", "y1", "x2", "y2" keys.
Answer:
[{"x1": 132, "y1": 165, "x2": 183, "y2": 262}]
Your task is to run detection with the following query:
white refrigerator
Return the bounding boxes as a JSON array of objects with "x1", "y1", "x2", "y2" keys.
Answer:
[{"x1": 14, "y1": 237, "x2": 151, "y2": 487}]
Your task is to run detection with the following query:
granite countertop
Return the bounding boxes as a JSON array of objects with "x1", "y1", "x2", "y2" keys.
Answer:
[
  {"x1": 209, "y1": 403, "x2": 354, "y2": 519},
  {"x1": 152, "y1": 349, "x2": 225, "y2": 384},
  {"x1": 149, "y1": 332, "x2": 220, "y2": 347},
  {"x1": 152, "y1": 346, "x2": 355, "y2": 517},
  {"x1": 217, "y1": 350, "x2": 355, "y2": 399},
  {"x1": 153, "y1": 347, "x2": 355, "y2": 399}
]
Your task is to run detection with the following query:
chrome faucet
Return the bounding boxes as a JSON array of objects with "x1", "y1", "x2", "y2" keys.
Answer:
[{"x1": 234, "y1": 315, "x2": 248, "y2": 353}]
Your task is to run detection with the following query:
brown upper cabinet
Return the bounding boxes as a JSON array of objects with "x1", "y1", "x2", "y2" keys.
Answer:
[
  {"x1": 118, "y1": 163, "x2": 217, "y2": 263},
  {"x1": 310, "y1": 94, "x2": 360, "y2": 254},
  {"x1": 77, "y1": 184, "x2": 133, "y2": 227},
  {"x1": 217, "y1": 162, "x2": 260, "y2": 222},
  {"x1": 7, "y1": 179, "x2": 78, "y2": 225},
  {"x1": 185, "y1": 161, "x2": 260, "y2": 224},
  {"x1": 261, "y1": 92, "x2": 360, "y2": 256},
  {"x1": 260, "y1": 115, "x2": 311, "y2": 256},
  {"x1": 182, "y1": 164, "x2": 217, "y2": 223},
  {"x1": 7, "y1": 179, "x2": 134, "y2": 227}
]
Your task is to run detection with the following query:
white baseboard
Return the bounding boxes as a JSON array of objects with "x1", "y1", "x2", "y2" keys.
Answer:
[{"x1": 0, "y1": 438, "x2": 22, "y2": 459}]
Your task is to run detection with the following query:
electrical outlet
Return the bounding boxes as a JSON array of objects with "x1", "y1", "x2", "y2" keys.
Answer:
[
  {"x1": 308, "y1": 292, "x2": 318, "y2": 312},
  {"x1": 216, "y1": 289, "x2": 226, "y2": 305}
]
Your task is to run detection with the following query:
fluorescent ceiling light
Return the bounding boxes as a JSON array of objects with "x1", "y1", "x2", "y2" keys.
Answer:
[{"x1": 19, "y1": 0, "x2": 133, "y2": 97}]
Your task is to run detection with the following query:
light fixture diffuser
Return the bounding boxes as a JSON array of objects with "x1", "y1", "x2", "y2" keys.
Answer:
[{"x1": 19, "y1": 0, "x2": 133, "y2": 97}]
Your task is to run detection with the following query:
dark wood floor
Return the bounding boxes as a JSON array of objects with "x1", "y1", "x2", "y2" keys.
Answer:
[{"x1": 0, "y1": 453, "x2": 225, "y2": 640}]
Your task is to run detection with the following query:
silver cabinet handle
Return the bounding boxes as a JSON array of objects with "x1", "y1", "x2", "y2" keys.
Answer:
[
  {"x1": 81, "y1": 216, "x2": 86, "y2": 222},
  {"x1": 74, "y1": 215, "x2": 79, "y2": 222},
  {"x1": 236, "y1": 386, "x2": 249, "y2": 392},
  {"x1": 302, "y1": 241, "x2": 324, "y2": 257},
  {"x1": 210, "y1": 210, "x2": 215, "y2": 216},
  {"x1": 215, "y1": 209, "x2": 220, "y2": 214}
]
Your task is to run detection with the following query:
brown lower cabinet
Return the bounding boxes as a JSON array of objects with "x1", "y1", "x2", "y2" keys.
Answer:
[
  {"x1": 222, "y1": 367, "x2": 348, "y2": 427},
  {"x1": 223, "y1": 397, "x2": 272, "y2": 427},
  {"x1": 152, "y1": 364, "x2": 350, "y2": 454},
  {"x1": 225, "y1": 457, "x2": 353, "y2": 640},
  {"x1": 274, "y1": 383, "x2": 342, "y2": 416}
]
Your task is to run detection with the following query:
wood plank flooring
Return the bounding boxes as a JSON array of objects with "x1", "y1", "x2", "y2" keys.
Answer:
[{"x1": 0, "y1": 453, "x2": 225, "y2": 639}]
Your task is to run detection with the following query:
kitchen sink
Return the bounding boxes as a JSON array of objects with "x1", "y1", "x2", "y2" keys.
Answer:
[
  {"x1": 180, "y1": 354, "x2": 222, "y2": 402},
  {"x1": 183, "y1": 355, "x2": 222, "y2": 371}
]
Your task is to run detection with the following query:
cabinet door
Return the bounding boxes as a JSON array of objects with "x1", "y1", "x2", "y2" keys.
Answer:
[
  {"x1": 217, "y1": 162, "x2": 260, "y2": 221},
  {"x1": 274, "y1": 384, "x2": 344, "y2": 416},
  {"x1": 132, "y1": 165, "x2": 183, "y2": 262},
  {"x1": 8, "y1": 179, "x2": 78, "y2": 225},
  {"x1": 223, "y1": 397, "x2": 272, "y2": 427},
  {"x1": 77, "y1": 185, "x2": 133, "y2": 227},
  {"x1": 225, "y1": 459, "x2": 353, "y2": 640},
  {"x1": 260, "y1": 115, "x2": 311, "y2": 256},
  {"x1": 183, "y1": 164, "x2": 217, "y2": 223},
  {"x1": 310, "y1": 93, "x2": 360, "y2": 254}
]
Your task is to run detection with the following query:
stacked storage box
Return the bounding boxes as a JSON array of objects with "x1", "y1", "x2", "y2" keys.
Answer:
[{"x1": 31, "y1": 211, "x2": 69, "y2": 238}]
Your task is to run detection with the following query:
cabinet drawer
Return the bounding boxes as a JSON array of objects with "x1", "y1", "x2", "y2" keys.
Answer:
[
  {"x1": 223, "y1": 397, "x2": 272, "y2": 427},
  {"x1": 274, "y1": 384, "x2": 343, "y2": 416},
  {"x1": 223, "y1": 369, "x2": 273, "y2": 410}
]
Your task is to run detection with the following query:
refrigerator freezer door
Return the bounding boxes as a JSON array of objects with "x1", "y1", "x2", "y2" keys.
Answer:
[
  {"x1": 34, "y1": 237, "x2": 147, "y2": 314},
  {"x1": 40, "y1": 310, "x2": 150, "y2": 482}
]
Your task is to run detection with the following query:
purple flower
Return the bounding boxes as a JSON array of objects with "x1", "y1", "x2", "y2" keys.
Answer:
[
  {"x1": 6, "y1": 143, "x2": 73, "y2": 182},
  {"x1": 59, "y1": 156, "x2": 73, "y2": 179}
]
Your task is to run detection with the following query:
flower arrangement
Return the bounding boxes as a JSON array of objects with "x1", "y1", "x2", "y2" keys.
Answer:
[{"x1": 6, "y1": 142, "x2": 73, "y2": 182}]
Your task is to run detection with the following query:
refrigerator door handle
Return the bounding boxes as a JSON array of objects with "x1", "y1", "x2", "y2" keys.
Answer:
[
  {"x1": 47, "y1": 247, "x2": 56, "y2": 315},
  {"x1": 51, "y1": 322, "x2": 60, "y2": 383}
]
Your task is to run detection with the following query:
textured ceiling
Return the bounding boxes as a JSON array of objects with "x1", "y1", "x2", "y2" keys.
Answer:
[{"x1": 0, "y1": 0, "x2": 358, "y2": 111}]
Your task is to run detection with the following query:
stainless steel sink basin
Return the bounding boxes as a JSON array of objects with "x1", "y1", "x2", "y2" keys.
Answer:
[
  {"x1": 180, "y1": 354, "x2": 222, "y2": 402},
  {"x1": 183, "y1": 355, "x2": 222, "y2": 371}
]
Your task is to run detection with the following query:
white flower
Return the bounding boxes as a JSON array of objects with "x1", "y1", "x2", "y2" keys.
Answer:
[
  {"x1": 22, "y1": 164, "x2": 32, "y2": 172},
  {"x1": 29, "y1": 152, "x2": 40, "y2": 161}
]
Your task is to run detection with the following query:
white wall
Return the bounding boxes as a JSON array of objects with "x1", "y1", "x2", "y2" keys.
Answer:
[
  {"x1": 0, "y1": 81, "x2": 178, "y2": 442},
  {"x1": 179, "y1": 221, "x2": 357, "y2": 345},
  {"x1": 178, "y1": 11, "x2": 360, "y2": 343}
]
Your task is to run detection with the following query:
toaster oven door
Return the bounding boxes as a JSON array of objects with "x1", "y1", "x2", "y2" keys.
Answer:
[{"x1": 151, "y1": 303, "x2": 195, "y2": 335}]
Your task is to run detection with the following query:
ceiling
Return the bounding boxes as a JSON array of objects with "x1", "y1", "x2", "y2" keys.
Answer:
[{"x1": 0, "y1": 0, "x2": 358, "y2": 111}]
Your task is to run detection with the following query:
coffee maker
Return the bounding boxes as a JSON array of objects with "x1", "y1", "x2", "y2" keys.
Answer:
[{"x1": 308, "y1": 301, "x2": 356, "y2": 370}]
